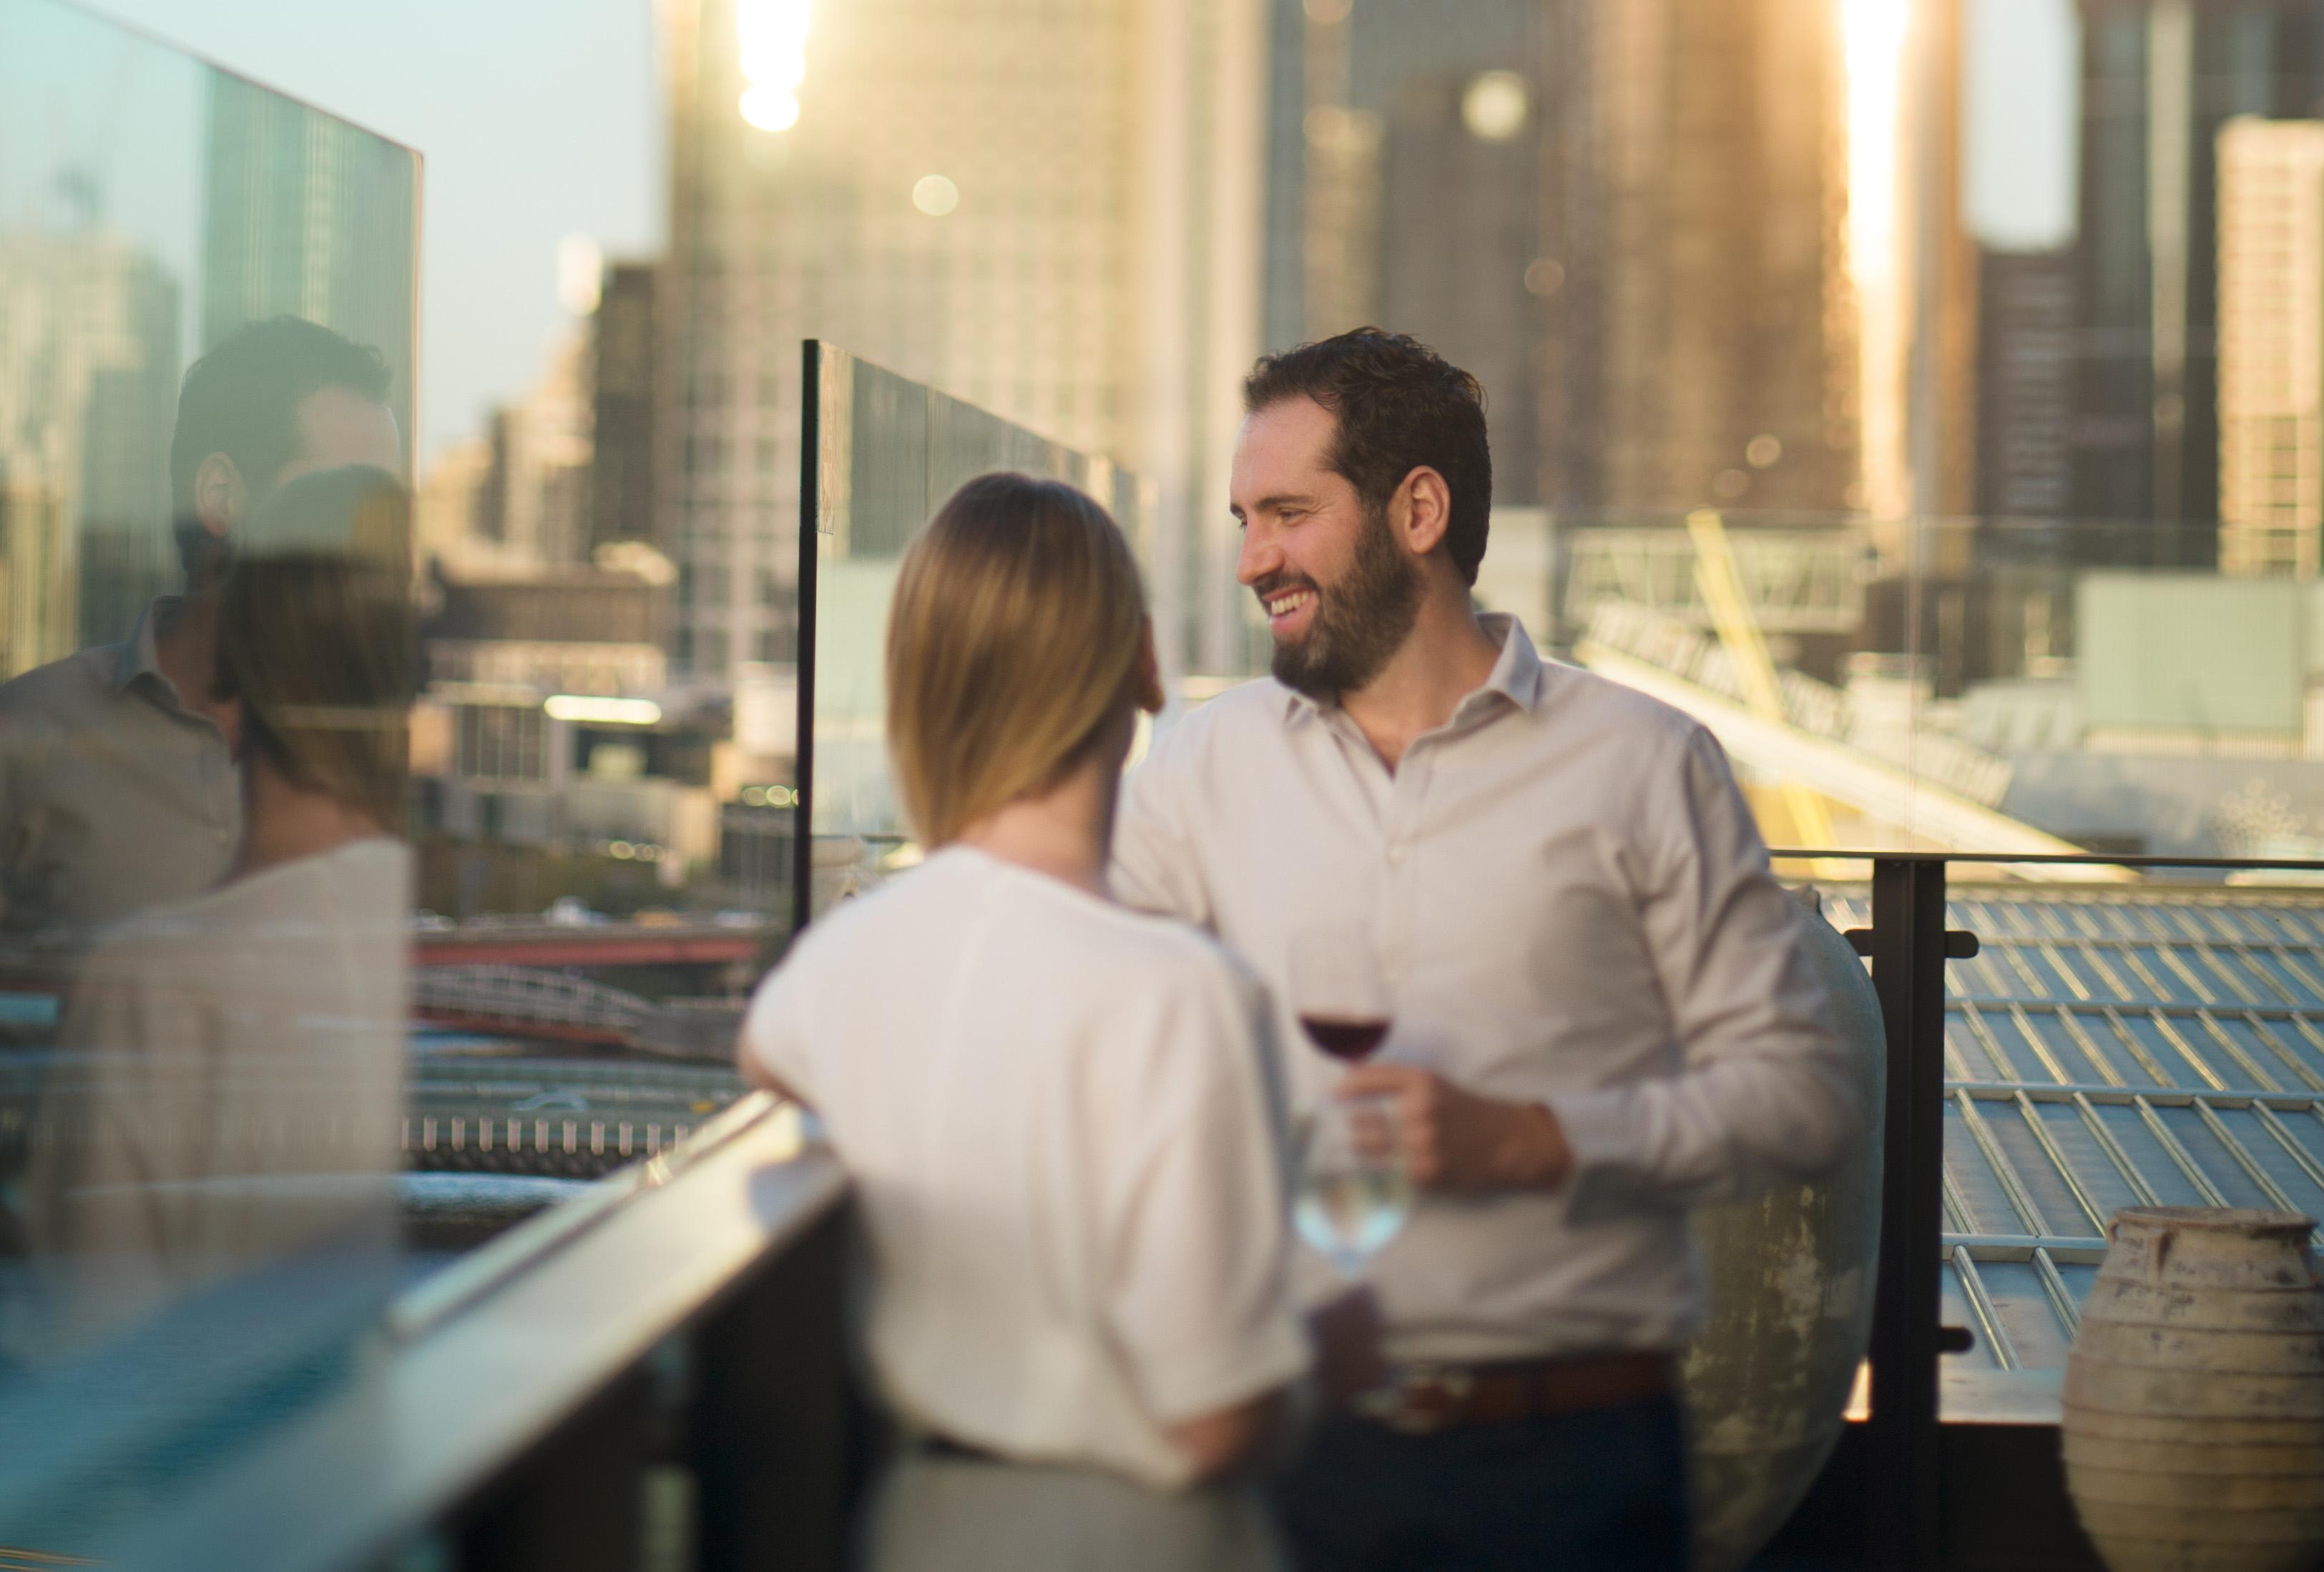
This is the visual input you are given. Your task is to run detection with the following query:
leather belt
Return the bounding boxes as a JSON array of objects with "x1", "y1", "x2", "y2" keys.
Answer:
[{"x1": 1359, "y1": 1351, "x2": 1674, "y2": 1435}]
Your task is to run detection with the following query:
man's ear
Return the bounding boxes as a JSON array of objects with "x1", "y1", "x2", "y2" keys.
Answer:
[
  {"x1": 1395, "y1": 465, "x2": 1453, "y2": 559},
  {"x1": 192, "y1": 452, "x2": 246, "y2": 536}
]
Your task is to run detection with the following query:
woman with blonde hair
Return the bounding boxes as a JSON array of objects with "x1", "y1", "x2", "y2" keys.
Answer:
[{"x1": 739, "y1": 472, "x2": 1371, "y2": 1570}]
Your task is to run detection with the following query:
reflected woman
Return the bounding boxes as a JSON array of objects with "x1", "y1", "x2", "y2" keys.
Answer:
[
  {"x1": 28, "y1": 466, "x2": 413, "y2": 1350},
  {"x1": 738, "y1": 473, "x2": 1372, "y2": 1571}
]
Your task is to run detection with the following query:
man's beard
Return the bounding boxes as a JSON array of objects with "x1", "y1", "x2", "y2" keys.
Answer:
[{"x1": 1263, "y1": 502, "x2": 1422, "y2": 700}]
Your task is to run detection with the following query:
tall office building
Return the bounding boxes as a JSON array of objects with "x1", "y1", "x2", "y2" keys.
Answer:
[
  {"x1": 497, "y1": 332, "x2": 594, "y2": 570},
  {"x1": 0, "y1": 228, "x2": 179, "y2": 673},
  {"x1": 1536, "y1": 0, "x2": 1979, "y2": 519},
  {"x1": 2216, "y1": 117, "x2": 2324, "y2": 578},
  {"x1": 415, "y1": 331, "x2": 594, "y2": 577},
  {"x1": 657, "y1": 0, "x2": 1265, "y2": 682},
  {"x1": 1975, "y1": 248, "x2": 2076, "y2": 520},
  {"x1": 200, "y1": 73, "x2": 417, "y2": 445},
  {"x1": 1260, "y1": 0, "x2": 1539, "y2": 501},
  {"x1": 2070, "y1": 0, "x2": 2324, "y2": 547},
  {"x1": 589, "y1": 262, "x2": 658, "y2": 552}
]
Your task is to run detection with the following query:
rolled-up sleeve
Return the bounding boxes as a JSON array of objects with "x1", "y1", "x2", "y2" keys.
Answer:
[
  {"x1": 1547, "y1": 727, "x2": 1859, "y2": 1220},
  {"x1": 737, "y1": 955, "x2": 816, "y2": 1103},
  {"x1": 1100, "y1": 968, "x2": 1308, "y2": 1430}
]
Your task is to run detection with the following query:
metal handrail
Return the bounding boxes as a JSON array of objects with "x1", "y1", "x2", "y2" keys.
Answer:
[
  {"x1": 1, "y1": 1093, "x2": 848, "y2": 1571},
  {"x1": 1791, "y1": 846, "x2": 2324, "y2": 1572},
  {"x1": 385, "y1": 1091, "x2": 792, "y2": 1342},
  {"x1": 1771, "y1": 848, "x2": 2324, "y2": 870}
]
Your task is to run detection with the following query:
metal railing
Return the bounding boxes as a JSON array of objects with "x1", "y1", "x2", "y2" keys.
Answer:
[
  {"x1": 19, "y1": 849, "x2": 2324, "y2": 1570},
  {"x1": 1774, "y1": 848, "x2": 2324, "y2": 1572},
  {"x1": 0, "y1": 1095, "x2": 853, "y2": 1571}
]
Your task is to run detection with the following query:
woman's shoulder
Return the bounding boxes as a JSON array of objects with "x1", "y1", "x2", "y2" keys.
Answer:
[
  {"x1": 1033, "y1": 894, "x2": 1270, "y2": 1048},
  {"x1": 778, "y1": 847, "x2": 1255, "y2": 1003}
]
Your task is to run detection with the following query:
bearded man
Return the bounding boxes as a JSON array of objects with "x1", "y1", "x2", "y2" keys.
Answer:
[{"x1": 1112, "y1": 328, "x2": 1858, "y2": 1572}]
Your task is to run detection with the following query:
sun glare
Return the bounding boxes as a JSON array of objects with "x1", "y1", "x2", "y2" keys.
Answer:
[
  {"x1": 1841, "y1": 0, "x2": 1911, "y2": 519},
  {"x1": 737, "y1": 0, "x2": 811, "y2": 130},
  {"x1": 1842, "y1": 0, "x2": 1908, "y2": 287},
  {"x1": 740, "y1": 85, "x2": 800, "y2": 132}
]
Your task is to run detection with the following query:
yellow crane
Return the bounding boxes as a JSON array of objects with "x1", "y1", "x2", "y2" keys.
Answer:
[{"x1": 1685, "y1": 509, "x2": 1850, "y2": 878}]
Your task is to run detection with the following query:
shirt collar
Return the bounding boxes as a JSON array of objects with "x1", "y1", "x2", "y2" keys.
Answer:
[
  {"x1": 1278, "y1": 611, "x2": 1546, "y2": 727},
  {"x1": 113, "y1": 596, "x2": 180, "y2": 695},
  {"x1": 1470, "y1": 611, "x2": 1546, "y2": 716}
]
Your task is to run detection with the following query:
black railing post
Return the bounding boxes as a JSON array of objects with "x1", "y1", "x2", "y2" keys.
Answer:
[
  {"x1": 1862, "y1": 856, "x2": 1948, "y2": 1572},
  {"x1": 692, "y1": 1193, "x2": 854, "y2": 1572}
]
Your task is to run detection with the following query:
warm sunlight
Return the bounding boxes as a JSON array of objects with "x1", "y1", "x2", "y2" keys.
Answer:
[
  {"x1": 1842, "y1": 0, "x2": 1911, "y2": 519},
  {"x1": 737, "y1": 0, "x2": 810, "y2": 129}
]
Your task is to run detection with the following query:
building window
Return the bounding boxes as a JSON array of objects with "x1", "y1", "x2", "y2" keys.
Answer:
[{"x1": 456, "y1": 704, "x2": 547, "y2": 783}]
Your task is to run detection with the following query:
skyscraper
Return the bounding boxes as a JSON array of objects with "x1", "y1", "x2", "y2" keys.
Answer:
[
  {"x1": 200, "y1": 72, "x2": 417, "y2": 441},
  {"x1": 2216, "y1": 116, "x2": 2324, "y2": 577},
  {"x1": 1539, "y1": 0, "x2": 1850, "y2": 515},
  {"x1": 0, "y1": 228, "x2": 179, "y2": 673},
  {"x1": 657, "y1": 0, "x2": 1265, "y2": 683},
  {"x1": 589, "y1": 262, "x2": 658, "y2": 553},
  {"x1": 1975, "y1": 248, "x2": 2076, "y2": 521},
  {"x1": 1261, "y1": 0, "x2": 1539, "y2": 499},
  {"x1": 2070, "y1": 0, "x2": 2324, "y2": 546},
  {"x1": 413, "y1": 331, "x2": 594, "y2": 577}
]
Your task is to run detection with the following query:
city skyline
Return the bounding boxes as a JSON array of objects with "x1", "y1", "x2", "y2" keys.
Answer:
[{"x1": 81, "y1": 0, "x2": 2082, "y2": 484}]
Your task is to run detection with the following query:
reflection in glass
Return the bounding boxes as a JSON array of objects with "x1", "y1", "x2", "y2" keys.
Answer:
[
  {"x1": 0, "y1": 0, "x2": 421, "y2": 1546},
  {"x1": 799, "y1": 343, "x2": 1156, "y2": 926},
  {"x1": 26, "y1": 467, "x2": 413, "y2": 1354}
]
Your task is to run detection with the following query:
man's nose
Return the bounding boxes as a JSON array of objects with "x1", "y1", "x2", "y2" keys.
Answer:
[{"x1": 1237, "y1": 522, "x2": 1283, "y2": 587}]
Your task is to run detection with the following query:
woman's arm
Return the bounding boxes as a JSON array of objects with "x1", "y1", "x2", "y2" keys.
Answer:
[
  {"x1": 1165, "y1": 1284, "x2": 1383, "y2": 1478},
  {"x1": 734, "y1": 1034, "x2": 807, "y2": 1107}
]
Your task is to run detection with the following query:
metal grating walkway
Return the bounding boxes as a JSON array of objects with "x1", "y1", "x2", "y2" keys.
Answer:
[{"x1": 1818, "y1": 885, "x2": 2324, "y2": 1404}]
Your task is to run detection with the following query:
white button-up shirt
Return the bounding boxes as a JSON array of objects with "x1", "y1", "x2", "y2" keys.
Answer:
[{"x1": 1113, "y1": 615, "x2": 1856, "y2": 1364}]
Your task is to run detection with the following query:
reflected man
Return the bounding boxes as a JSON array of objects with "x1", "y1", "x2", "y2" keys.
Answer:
[
  {"x1": 1113, "y1": 329, "x2": 1858, "y2": 1571},
  {"x1": 26, "y1": 466, "x2": 414, "y2": 1350},
  {"x1": 0, "y1": 317, "x2": 399, "y2": 960}
]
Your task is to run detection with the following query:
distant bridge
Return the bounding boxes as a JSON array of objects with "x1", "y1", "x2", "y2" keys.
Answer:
[
  {"x1": 413, "y1": 965, "x2": 745, "y2": 1060},
  {"x1": 411, "y1": 922, "x2": 768, "y2": 970}
]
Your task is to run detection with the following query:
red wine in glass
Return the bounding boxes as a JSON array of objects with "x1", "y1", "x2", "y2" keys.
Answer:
[
  {"x1": 1290, "y1": 922, "x2": 1390, "y2": 1062},
  {"x1": 1300, "y1": 1015, "x2": 1390, "y2": 1061}
]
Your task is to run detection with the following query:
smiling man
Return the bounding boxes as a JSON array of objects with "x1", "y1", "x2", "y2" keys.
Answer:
[{"x1": 1112, "y1": 328, "x2": 1857, "y2": 1571}]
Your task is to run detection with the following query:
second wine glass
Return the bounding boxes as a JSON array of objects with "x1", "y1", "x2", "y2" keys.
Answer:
[{"x1": 1294, "y1": 1091, "x2": 1413, "y2": 1277}]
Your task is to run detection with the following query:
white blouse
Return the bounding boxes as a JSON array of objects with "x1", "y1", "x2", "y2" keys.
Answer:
[{"x1": 742, "y1": 846, "x2": 1309, "y2": 1489}]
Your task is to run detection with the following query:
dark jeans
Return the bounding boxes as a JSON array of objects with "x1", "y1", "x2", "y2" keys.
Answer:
[{"x1": 1273, "y1": 1394, "x2": 1689, "y2": 1572}]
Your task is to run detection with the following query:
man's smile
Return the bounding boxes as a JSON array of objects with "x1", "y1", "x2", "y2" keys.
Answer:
[{"x1": 1258, "y1": 580, "x2": 1320, "y2": 635}]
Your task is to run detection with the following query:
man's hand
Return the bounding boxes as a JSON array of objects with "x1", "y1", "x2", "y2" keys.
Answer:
[{"x1": 1337, "y1": 1064, "x2": 1572, "y2": 1192}]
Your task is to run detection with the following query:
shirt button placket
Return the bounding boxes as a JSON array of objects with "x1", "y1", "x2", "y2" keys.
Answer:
[{"x1": 1381, "y1": 753, "x2": 1427, "y2": 978}]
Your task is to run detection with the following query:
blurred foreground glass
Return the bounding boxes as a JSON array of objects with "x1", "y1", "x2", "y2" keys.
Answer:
[
  {"x1": 0, "y1": 0, "x2": 418, "y2": 1551},
  {"x1": 1295, "y1": 1093, "x2": 1411, "y2": 1279},
  {"x1": 796, "y1": 342, "x2": 1157, "y2": 927}
]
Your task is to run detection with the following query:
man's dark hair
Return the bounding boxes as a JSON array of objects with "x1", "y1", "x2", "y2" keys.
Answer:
[
  {"x1": 1242, "y1": 327, "x2": 1492, "y2": 585},
  {"x1": 168, "y1": 316, "x2": 392, "y2": 515}
]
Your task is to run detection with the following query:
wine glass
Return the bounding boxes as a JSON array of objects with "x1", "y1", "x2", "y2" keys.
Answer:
[
  {"x1": 1294, "y1": 1092, "x2": 1413, "y2": 1278},
  {"x1": 1289, "y1": 922, "x2": 1391, "y2": 1062}
]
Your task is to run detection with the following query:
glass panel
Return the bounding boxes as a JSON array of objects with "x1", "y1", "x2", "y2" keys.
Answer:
[
  {"x1": 0, "y1": 0, "x2": 418, "y2": 1542},
  {"x1": 800, "y1": 343, "x2": 1155, "y2": 926}
]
